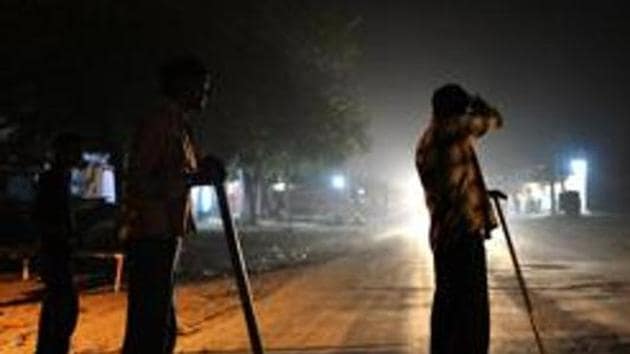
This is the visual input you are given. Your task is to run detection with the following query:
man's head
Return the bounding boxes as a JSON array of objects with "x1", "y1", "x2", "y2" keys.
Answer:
[
  {"x1": 51, "y1": 132, "x2": 83, "y2": 169},
  {"x1": 159, "y1": 55, "x2": 210, "y2": 113},
  {"x1": 431, "y1": 84, "x2": 471, "y2": 121}
]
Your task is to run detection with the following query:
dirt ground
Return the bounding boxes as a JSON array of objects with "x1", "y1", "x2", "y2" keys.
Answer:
[{"x1": 1, "y1": 217, "x2": 629, "y2": 353}]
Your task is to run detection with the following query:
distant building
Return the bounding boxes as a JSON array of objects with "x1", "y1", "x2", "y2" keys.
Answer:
[
  {"x1": 501, "y1": 158, "x2": 589, "y2": 216},
  {"x1": 71, "y1": 153, "x2": 117, "y2": 204}
]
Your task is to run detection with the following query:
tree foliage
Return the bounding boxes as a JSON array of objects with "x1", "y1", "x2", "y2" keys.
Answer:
[{"x1": 0, "y1": 1, "x2": 370, "y2": 220}]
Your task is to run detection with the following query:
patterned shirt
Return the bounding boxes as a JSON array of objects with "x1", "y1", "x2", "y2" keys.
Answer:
[
  {"x1": 120, "y1": 100, "x2": 200, "y2": 240},
  {"x1": 415, "y1": 112, "x2": 502, "y2": 250}
]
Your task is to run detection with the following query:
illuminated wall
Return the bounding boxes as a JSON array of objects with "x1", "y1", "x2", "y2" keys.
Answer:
[{"x1": 514, "y1": 159, "x2": 588, "y2": 215}]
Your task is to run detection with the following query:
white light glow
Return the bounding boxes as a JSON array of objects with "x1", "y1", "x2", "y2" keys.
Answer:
[
  {"x1": 512, "y1": 158, "x2": 589, "y2": 216},
  {"x1": 200, "y1": 186, "x2": 213, "y2": 212},
  {"x1": 190, "y1": 186, "x2": 215, "y2": 214},
  {"x1": 272, "y1": 182, "x2": 287, "y2": 192},
  {"x1": 566, "y1": 158, "x2": 588, "y2": 213},
  {"x1": 403, "y1": 176, "x2": 430, "y2": 236},
  {"x1": 331, "y1": 174, "x2": 346, "y2": 190},
  {"x1": 570, "y1": 159, "x2": 588, "y2": 179},
  {"x1": 101, "y1": 169, "x2": 116, "y2": 204}
]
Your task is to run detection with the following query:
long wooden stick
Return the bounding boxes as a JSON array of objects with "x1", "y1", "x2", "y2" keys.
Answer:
[
  {"x1": 216, "y1": 183, "x2": 265, "y2": 354},
  {"x1": 490, "y1": 193, "x2": 546, "y2": 354}
]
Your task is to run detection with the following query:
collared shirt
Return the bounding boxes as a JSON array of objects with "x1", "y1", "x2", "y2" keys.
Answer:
[
  {"x1": 120, "y1": 100, "x2": 200, "y2": 240},
  {"x1": 415, "y1": 112, "x2": 502, "y2": 250}
]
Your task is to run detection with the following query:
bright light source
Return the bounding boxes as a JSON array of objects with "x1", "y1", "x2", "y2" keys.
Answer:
[
  {"x1": 200, "y1": 186, "x2": 213, "y2": 212},
  {"x1": 331, "y1": 174, "x2": 346, "y2": 190},
  {"x1": 226, "y1": 180, "x2": 240, "y2": 194},
  {"x1": 102, "y1": 169, "x2": 116, "y2": 204},
  {"x1": 566, "y1": 158, "x2": 588, "y2": 213},
  {"x1": 402, "y1": 176, "x2": 430, "y2": 236},
  {"x1": 570, "y1": 159, "x2": 587, "y2": 177},
  {"x1": 520, "y1": 182, "x2": 552, "y2": 213},
  {"x1": 357, "y1": 187, "x2": 366, "y2": 196},
  {"x1": 190, "y1": 186, "x2": 214, "y2": 213},
  {"x1": 272, "y1": 182, "x2": 287, "y2": 192}
]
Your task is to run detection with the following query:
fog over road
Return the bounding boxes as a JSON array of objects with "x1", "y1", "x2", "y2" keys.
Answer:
[{"x1": 1, "y1": 217, "x2": 629, "y2": 353}]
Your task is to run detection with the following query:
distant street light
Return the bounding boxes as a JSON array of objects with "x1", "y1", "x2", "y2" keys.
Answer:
[
  {"x1": 567, "y1": 158, "x2": 588, "y2": 213},
  {"x1": 272, "y1": 182, "x2": 287, "y2": 192},
  {"x1": 331, "y1": 174, "x2": 346, "y2": 190},
  {"x1": 570, "y1": 159, "x2": 587, "y2": 179}
]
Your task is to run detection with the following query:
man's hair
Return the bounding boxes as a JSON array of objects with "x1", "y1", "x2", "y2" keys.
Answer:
[
  {"x1": 431, "y1": 84, "x2": 471, "y2": 120},
  {"x1": 159, "y1": 55, "x2": 208, "y2": 99}
]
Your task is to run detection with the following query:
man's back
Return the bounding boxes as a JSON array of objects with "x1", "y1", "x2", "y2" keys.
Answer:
[
  {"x1": 122, "y1": 100, "x2": 199, "y2": 240},
  {"x1": 35, "y1": 168, "x2": 73, "y2": 247},
  {"x1": 416, "y1": 119, "x2": 497, "y2": 250}
]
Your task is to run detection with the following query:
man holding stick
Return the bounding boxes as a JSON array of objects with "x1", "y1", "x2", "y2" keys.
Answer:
[
  {"x1": 416, "y1": 84, "x2": 503, "y2": 354},
  {"x1": 120, "y1": 55, "x2": 224, "y2": 354}
]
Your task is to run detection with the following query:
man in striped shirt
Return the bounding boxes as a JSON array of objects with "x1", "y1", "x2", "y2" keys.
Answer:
[{"x1": 416, "y1": 84, "x2": 503, "y2": 354}]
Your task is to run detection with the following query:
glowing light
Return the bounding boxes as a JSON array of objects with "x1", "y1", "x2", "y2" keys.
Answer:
[
  {"x1": 357, "y1": 187, "x2": 366, "y2": 196},
  {"x1": 272, "y1": 182, "x2": 287, "y2": 192},
  {"x1": 190, "y1": 186, "x2": 215, "y2": 213},
  {"x1": 102, "y1": 169, "x2": 116, "y2": 204},
  {"x1": 524, "y1": 182, "x2": 546, "y2": 200},
  {"x1": 565, "y1": 158, "x2": 588, "y2": 213},
  {"x1": 512, "y1": 158, "x2": 588, "y2": 215},
  {"x1": 226, "y1": 181, "x2": 240, "y2": 194},
  {"x1": 403, "y1": 176, "x2": 430, "y2": 236},
  {"x1": 331, "y1": 174, "x2": 346, "y2": 190},
  {"x1": 570, "y1": 159, "x2": 588, "y2": 179},
  {"x1": 201, "y1": 186, "x2": 213, "y2": 212}
]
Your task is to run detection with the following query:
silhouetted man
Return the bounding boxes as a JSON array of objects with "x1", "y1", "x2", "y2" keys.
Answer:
[
  {"x1": 416, "y1": 84, "x2": 503, "y2": 354},
  {"x1": 120, "y1": 56, "x2": 224, "y2": 354},
  {"x1": 34, "y1": 133, "x2": 83, "y2": 354}
]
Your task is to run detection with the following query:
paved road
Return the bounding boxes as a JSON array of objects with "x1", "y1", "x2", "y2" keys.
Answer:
[
  {"x1": 1, "y1": 217, "x2": 629, "y2": 353},
  {"x1": 173, "y1": 218, "x2": 630, "y2": 354}
]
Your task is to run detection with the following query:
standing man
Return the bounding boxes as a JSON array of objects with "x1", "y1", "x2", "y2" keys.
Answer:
[
  {"x1": 120, "y1": 56, "x2": 223, "y2": 354},
  {"x1": 416, "y1": 84, "x2": 503, "y2": 354},
  {"x1": 34, "y1": 133, "x2": 83, "y2": 354}
]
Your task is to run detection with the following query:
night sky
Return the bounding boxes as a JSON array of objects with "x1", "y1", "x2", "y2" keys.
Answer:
[
  {"x1": 3, "y1": 1, "x2": 630, "y2": 210},
  {"x1": 345, "y1": 1, "x2": 630, "y2": 210}
]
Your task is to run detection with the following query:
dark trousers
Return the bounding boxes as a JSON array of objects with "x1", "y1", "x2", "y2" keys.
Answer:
[
  {"x1": 431, "y1": 236, "x2": 489, "y2": 354},
  {"x1": 36, "y1": 246, "x2": 79, "y2": 354},
  {"x1": 122, "y1": 238, "x2": 180, "y2": 354}
]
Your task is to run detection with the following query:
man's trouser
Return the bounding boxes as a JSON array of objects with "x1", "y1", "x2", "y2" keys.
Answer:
[
  {"x1": 431, "y1": 234, "x2": 489, "y2": 354},
  {"x1": 36, "y1": 245, "x2": 79, "y2": 354},
  {"x1": 122, "y1": 238, "x2": 180, "y2": 354}
]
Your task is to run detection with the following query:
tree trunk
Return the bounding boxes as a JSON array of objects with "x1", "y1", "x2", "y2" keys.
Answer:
[
  {"x1": 260, "y1": 180, "x2": 272, "y2": 218},
  {"x1": 243, "y1": 163, "x2": 263, "y2": 226},
  {"x1": 243, "y1": 170, "x2": 257, "y2": 225},
  {"x1": 285, "y1": 164, "x2": 293, "y2": 231},
  {"x1": 254, "y1": 168, "x2": 263, "y2": 218}
]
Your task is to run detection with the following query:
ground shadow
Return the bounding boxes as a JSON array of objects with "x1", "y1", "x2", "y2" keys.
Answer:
[{"x1": 491, "y1": 267, "x2": 630, "y2": 353}]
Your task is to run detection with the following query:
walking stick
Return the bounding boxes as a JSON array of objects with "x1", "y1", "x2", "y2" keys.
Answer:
[
  {"x1": 215, "y1": 183, "x2": 266, "y2": 354},
  {"x1": 488, "y1": 190, "x2": 546, "y2": 354}
]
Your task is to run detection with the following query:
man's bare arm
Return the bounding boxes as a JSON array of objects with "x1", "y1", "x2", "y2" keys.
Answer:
[{"x1": 463, "y1": 96, "x2": 503, "y2": 138}]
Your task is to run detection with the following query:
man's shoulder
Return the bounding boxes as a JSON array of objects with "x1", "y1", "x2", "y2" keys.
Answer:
[
  {"x1": 416, "y1": 125, "x2": 468, "y2": 168},
  {"x1": 135, "y1": 100, "x2": 183, "y2": 136},
  {"x1": 416, "y1": 124, "x2": 438, "y2": 157}
]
